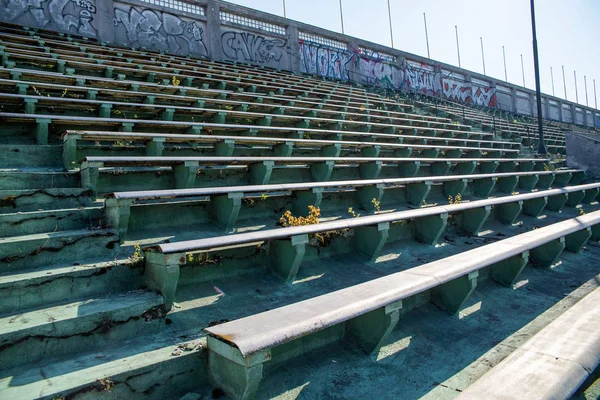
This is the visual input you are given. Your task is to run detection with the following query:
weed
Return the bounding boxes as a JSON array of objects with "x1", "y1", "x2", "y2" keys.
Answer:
[
  {"x1": 261, "y1": 193, "x2": 268, "y2": 201},
  {"x1": 172, "y1": 76, "x2": 181, "y2": 86},
  {"x1": 279, "y1": 206, "x2": 320, "y2": 227},
  {"x1": 448, "y1": 193, "x2": 462, "y2": 205},
  {"x1": 97, "y1": 378, "x2": 114, "y2": 392},
  {"x1": 348, "y1": 207, "x2": 360, "y2": 218},
  {"x1": 580, "y1": 208, "x2": 586, "y2": 216},
  {"x1": 371, "y1": 198, "x2": 381, "y2": 212},
  {"x1": 129, "y1": 244, "x2": 142, "y2": 263}
]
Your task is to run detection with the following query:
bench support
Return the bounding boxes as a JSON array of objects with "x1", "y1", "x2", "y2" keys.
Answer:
[
  {"x1": 144, "y1": 252, "x2": 181, "y2": 311},
  {"x1": 293, "y1": 188, "x2": 323, "y2": 216},
  {"x1": 431, "y1": 271, "x2": 479, "y2": 314},
  {"x1": 174, "y1": 161, "x2": 199, "y2": 189},
  {"x1": 497, "y1": 176, "x2": 519, "y2": 193},
  {"x1": 479, "y1": 160, "x2": 499, "y2": 174},
  {"x1": 581, "y1": 187, "x2": 600, "y2": 204},
  {"x1": 80, "y1": 161, "x2": 100, "y2": 192},
  {"x1": 357, "y1": 184, "x2": 384, "y2": 212},
  {"x1": 414, "y1": 213, "x2": 448, "y2": 245},
  {"x1": 442, "y1": 178, "x2": 467, "y2": 198},
  {"x1": 406, "y1": 181, "x2": 432, "y2": 206},
  {"x1": 360, "y1": 145, "x2": 380, "y2": 158},
  {"x1": 473, "y1": 177, "x2": 495, "y2": 198},
  {"x1": 146, "y1": 138, "x2": 165, "y2": 157},
  {"x1": 270, "y1": 234, "x2": 309, "y2": 283},
  {"x1": 498, "y1": 161, "x2": 517, "y2": 173},
  {"x1": 455, "y1": 161, "x2": 477, "y2": 175},
  {"x1": 273, "y1": 142, "x2": 294, "y2": 157},
  {"x1": 249, "y1": 161, "x2": 274, "y2": 185},
  {"x1": 398, "y1": 161, "x2": 420, "y2": 177},
  {"x1": 491, "y1": 251, "x2": 529, "y2": 287},
  {"x1": 530, "y1": 237, "x2": 565, "y2": 267},
  {"x1": 321, "y1": 144, "x2": 341, "y2": 157},
  {"x1": 394, "y1": 147, "x2": 412, "y2": 158},
  {"x1": 552, "y1": 172, "x2": 572, "y2": 187},
  {"x1": 546, "y1": 193, "x2": 569, "y2": 212},
  {"x1": 354, "y1": 222, "x2": 390, "y2": 261},
  {"x1": 565, "y1": 190, "x2": 585, "y2": 207},
  {"x1": 36, "y1": 118, "x2": 51, "y2": 145},
  {"x1": 565, "y1": 228, "x2": 592, "y2": 253},
  {"x1": 310, "y1": 161, "x2": 334, "y2": 182},
  {"x1": 522, "y1": 196, "x2": 548, "y2": 218},
  {"x1": 494, "y1": 200, "x2": 523, "y2": 225},
  {"x1": 431, "y1": 161, "x2": 451, "y2": 176},
  {"x1": 105, "y1": 198, "x2": 133, "y2": 240},
  {"x1": 215, "y1": 139, "x2": 235, "y2": 157},
  {"x1": 359, "y1": 161, "x2": 382, "y2": 179},
  {"x1": 63, "y1": 134, "x2": 80, "y2": 169},
  {"x1": 346, "y1": 300, "x2": 402, "y2": 355},
  {"x1": 461, "y1": 206, "x2": 491, "y2": 235},
  {"x1": 207, "y1": 336, "x2": 268, "y2": 400},
  {"x1": 212, "y1": 192, "x2": 243, "y2": 232},
  {"x1": 518, "y1": 174, "x2": 539, "y2": 191},
  {"x1": 537, "y1": 173, "x2": 555, "y2": 189}
]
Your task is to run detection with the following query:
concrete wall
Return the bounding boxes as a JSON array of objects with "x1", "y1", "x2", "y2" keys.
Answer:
[
  {"x1": 566, "y1": 132, "x2": 600, "y2": 177},
  {"x1": 2, "y1": 0, "x2": 599, "y2": 127}
]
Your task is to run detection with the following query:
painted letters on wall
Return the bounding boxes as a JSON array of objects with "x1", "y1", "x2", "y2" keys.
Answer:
[
  {"x1": 299, "y1": 40, "x2": 352, "y2": 80},
  {"x1": 221, "y1": 30, "x2": 289, "y2": 69},
  {"x1": 443, "y1": 78, "x2": 497, "y2": 107},
  {"x1": 0, "y1": 0, "x2": 97, "y2": 37},
  {"x1": 113, "y1": 4, "x2": 208, "y2": 57},
  {"x1": 351, "y1": 55, "x2": 404, "y2": 90},
  {"x1": 404, "y1": 62, "x2": 441, "y2": 96}
]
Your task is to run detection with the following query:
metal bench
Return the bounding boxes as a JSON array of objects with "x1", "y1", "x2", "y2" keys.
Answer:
[{"x1": 197, "y1": 211, "x2": 600, "y2": 399}]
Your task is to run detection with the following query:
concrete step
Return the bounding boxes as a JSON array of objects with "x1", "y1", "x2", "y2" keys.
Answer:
[
  {"x1": 0, "y1": 258, "x2": 144, "y2": 315},
  {"x1": 0, "y1": 145, "x2": 62, "y2": 168},
  {"x1": 0, "y1": 333, "x2": 205, "y2": 400},
  {"x1": 0, "y1": 229, "x2": 119, "y2": 272},
  {"x1": 0, "y1": 291, "x2": 165, "y2": 372},
  {"x1": 0, "y1": 188, "x2": 94, "y2": 214},
  {"x1": 0, "y1": 168, "x2": 80, "y2": 190},
  {"x1": 0, "y1": 206, "x2": 103, "y2": 237}
]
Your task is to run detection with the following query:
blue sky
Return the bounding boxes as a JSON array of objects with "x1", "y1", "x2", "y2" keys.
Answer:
[{"x1": 224, "y1": 0, "x2": 599, "y2": 109}]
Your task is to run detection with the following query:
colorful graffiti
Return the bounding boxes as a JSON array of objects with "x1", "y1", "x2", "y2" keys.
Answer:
[
  {"x1": 351, "y1": 56, "x2": 404, "y2": 89},
  {"x1": 0, "y1": 0, "x2": 97, "y2": 36},
  {"x1": 442, "y1": 78, "x2": 497, "y2": 107},
  {"x1": 299, "y1": 41, "x2": 352, "y2": 80},
  {"x1": 404, "y1": 62, "x2": 441, "y2": 96},
  {"x1": 113, "y1": 6, "x2": 208, "y2": 57},
  {"x1": 221, "y1": 30, "x2": 288, "y2": 67}
]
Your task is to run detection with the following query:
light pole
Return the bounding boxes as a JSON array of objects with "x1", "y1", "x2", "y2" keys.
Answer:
[
  {"x1": 387, "y1": 0, "x2": 394, "y2": 48},
  {"x1": 423, "y1": 13, "x2": 430, "y2": 59},
  {"x1": 455, "y1": 25, "x2": 461, "y2": 68},
  {"x1": 562, "y1": 65, "x2": 567, "y2": 100},
  {"x1": 584, "y1": 75, "x2": 589, "y2": 106},
  {"x1": 480, "y1": 37, "x2": 486, "y2": 75},
  {"x1": 520, "y1": 54, "x2": 526, "y2": 87},
  {"x1": 282, "y1": 0, "x2": 287, "y2": 18},
  {"x1": 574, "y1": 71, "x2": 579, "y2": 104},
  {"x1": 339, "y1": 0, "x2": 344, "y2": 34},
  {"x1": 529, "y1": 0, "x2": 545, "y2": 154},
  {"x1": 502, "y1": 46, "x2": 508, "y2": 81},
  {"x1": 550, "y1": 67, "x2": 555, "y2": 96}
]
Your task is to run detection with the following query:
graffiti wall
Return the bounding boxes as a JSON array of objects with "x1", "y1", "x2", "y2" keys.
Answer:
[
  {"x1": 350, "y1": 55, "x2": 404, "y2": 90},
  {"x1": 0, "y1": 0, "x2": 98, "y2": 37},
  {"x1": 404, "y1": 61, "x2": 441, "y2": 96},
  {"x1": 299, "y1": 41, "x2": 352, "y2": 81},
  {"x1": 442, "y1": 78, "x2": 497, "y2": 107},
  {"x1": 113, "y1": 3, "x2": 208, "y2": 57},
  {"x1": 221, "y1": 29, "x2": 290, "y2": 69}
]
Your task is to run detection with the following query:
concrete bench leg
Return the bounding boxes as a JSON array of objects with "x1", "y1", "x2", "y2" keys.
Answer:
[
  {"x1": 518, "y1": 174, "x2": 539, "y2": 191},
  {"x1": 292, "y1": 188, "x2": 323, "y2": 215},
  {"x1": 497, "y1": 176, "x2": 519, "y2": 193},
  {"x1": 547, "y1": 193, "x2": 569, "y2": 212},
  {"x1": 360, "y1": 145, "x2": 380, "y2": 158},
  {"x1": 406, "y1": 181, "x2": 432, "y2": 206},
  {"x1": 105, "y1": 198, "x2": 132, "y2": 240},
  {"x1": 522, "y1": 196, "x2": 548, "y2": 217},
  {"x1": 431, "y1": 161, "x2": 451, "y2": 176},
  {"x1": 491, "y1": 251, "x2": 529, "y2": 287},
  {"x1": 207, "y1": 336, "x2": 268, "y2": 400},
  {"x1": 346, "y1": 300, "x2": 402, "y2": 355},
  {"x1": 461, "y1": 206, "x2": 491, "y2": 235},
  {"x1": 537, "y1": 173, "x2": 555, "y2": 189},
  {"x1": 431, "y1": 271, "x2": 478, "y2": 314},
  {"x1": 454, "y1": 161, "x2": 477, "y2": 176},
  {"x1": 530, "y1": 237, "x2": 565, "y2": 267},
  {"x1": 144, "y1": 252, "x2": 180, "y2": 310},
  {"x1": 174, "y1": 161, "x2": 199, "y2": 189},
  {"x1": 565, "y1": 228, "x2": 592, "y2": 253},
  {"x1": 494, "y1": 201, "x2": 523, "y2": 225},
  {"x1": 570, "y1": 171, "x2": 585, "y2": 185},
  {"x1": 478, "y1": 160, "x2": 499, "y2": 174},
  {"x1": 274, "y1": 142, "x2": 294, "y2": 157},
  {"x1": 270, "y1": 234, "x2": 309, "y2": 283},
  {"x1": 473, "y1": 177, "x2": 495, "y2": 198},
  {"x1": 357, "y1": 184, "x2": 384, "y2": 212},
  {"x1": 359, "y1": 161, "x2": 382, "y2": 179},
  {"x1": 446, "y1": 149, "x2": 463, "y2": 158},
  {"x1": 552, "y1": 172, "x2": 572, "y2": 187},
  {"x1": 63, "y1": 135, "x2": 80, "y2": 169},
  {"x1": 80, "y1": 161, "x2": 100, "y2": 192},
  {"x1": 565, "y1": 190, "x2": 585, "y2": 207},
  {"x1": 212, "y1": 192, "x2": 243, "y2": 232},
  {"x1": 394, "y1": 147, "x2": 413, "y2": 158},
  {"x1": 250, "y1": 161, "x2": 274, "y2": 185},
  {"x1": 36, "y1": 118, "x2": 51, "y2": 145},
  {"x1": 354, "y1": 222, "x2": 390, "y2": 261},
  {"x1": 215, "y1": 139, "x2": 235, "y2": 157},
  {"x1": 517, "y1": 160, "x2": 535, "y2": 172},
  {"x1": 422, "y1": 148, "x2": 439, "y2": 158},
  {"x1": 581, "y1": 188, "x2": 600, "y2": 204},
  {"x1": 443, "y1": 178, "x2": 467, "y2": 198},
  {"x1": 310, "y1": 161, "x2": 334, "y2": 182},
  {"x1": 414, "y1": 213, "x2": 448, "y2": 245},
  {"x1": 321, "y1": 144, "x2": 341, "y2": 157},
  {"x1": 146, "y1": 137, "x2": 165, "y2": 157},
  {"x1": 398, "y1": 161, "x2": 421, "y2": 177}
]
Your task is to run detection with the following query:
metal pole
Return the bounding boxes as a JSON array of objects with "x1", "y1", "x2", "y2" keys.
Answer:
[
  {"x1": 502, "y1": 46, "x2": 507, "y2": 81},
  {"x1": 584, "y1": 75, "x2": 589, "y2": 106},
  {"x1": 455, "y1": 26, "x2": 461, "y2": 67},
  {"x1": 480, "y1": 37, "x2": 486, "y2": 75},
  {"x1": 339, "y1": 0, "x2": 344, "y2": 34},
  {"x1": 282, "y1": 0, "x2": 287, "y2": 18},
  {"x1": 520, "y1": 54, "x2": 526, "y2": 87},
  {"x1": 562, "y1": 65, "x2": 567, "y2": 100},
  {"x1": 423, "y1": 13, "x2": 430, "y2": 59},
  {"x1": 530, "y1": 0, "x2": 546, "y2": 155},
  {"x1": 595, "y1": 79, "x2": 598, "y2": 109},
  {"x1": 574, "y1": 71, "x2": 579, "y2": 104},
  {"x1": 387, "y1": 0, "x2": 394, "y2": 48},
  {"x1": 550, "y1": 67, "x2": 555, "y2": 96}
]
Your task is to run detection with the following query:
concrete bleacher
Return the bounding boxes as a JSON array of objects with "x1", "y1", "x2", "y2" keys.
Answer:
[{"x1": 0, "y1": 22, "x2": 599, "y2": 400}]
